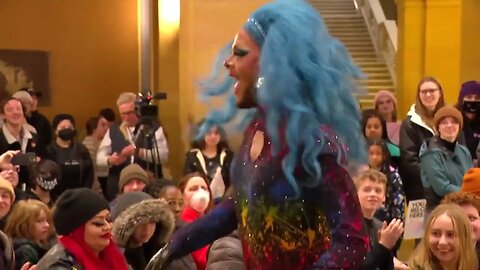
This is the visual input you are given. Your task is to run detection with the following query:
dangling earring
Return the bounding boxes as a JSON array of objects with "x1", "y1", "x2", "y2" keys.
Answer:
[{"x1": 256, "y1": 77, "x2": 265, "y2": 89}]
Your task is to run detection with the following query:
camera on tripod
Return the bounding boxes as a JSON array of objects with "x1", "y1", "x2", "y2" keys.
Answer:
[
  {"x1": 133, "y1": 89, "x2": 167, "y2": 179},
  {"x1": 135, "y1": 89, "x2": 167, "y2": 119}
]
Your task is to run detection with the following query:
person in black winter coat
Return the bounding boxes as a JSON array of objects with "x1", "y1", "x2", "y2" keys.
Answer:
[
  {"x1": 111, "y1": 192, "x2": 174, "y2": 270},
  {"x1": 454, "y1": 81, "x2": 480, "y2": 164},
  {"x1": 184, "y1": 122, "x2": 233, "y2": 190},
  {"x1": 46, "y1": 114, "x2": 93, "y2": 199},
  {"x1": 399, "y1": 76, "x2": 445, "y2": 202}
]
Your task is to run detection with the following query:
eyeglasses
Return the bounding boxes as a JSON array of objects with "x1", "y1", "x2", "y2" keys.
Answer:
[{"x1": 419, "y1": 89, "x2": 439, "y2": 95}]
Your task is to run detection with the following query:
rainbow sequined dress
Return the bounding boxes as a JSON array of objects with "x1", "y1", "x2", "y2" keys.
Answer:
[{"x1": 168, "y1": 118, "x2": 369, "y2": 269}]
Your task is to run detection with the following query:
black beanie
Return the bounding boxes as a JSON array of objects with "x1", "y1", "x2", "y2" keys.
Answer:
[
  {"x1": 53, "y1": 188, "x2": 109, "y2": 235},
  {"x1": 52, "y1": 113, "x2": 76, "y2": 130}
]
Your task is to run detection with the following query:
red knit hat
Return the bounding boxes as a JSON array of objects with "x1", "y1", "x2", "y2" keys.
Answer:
[{"x1": 461, "y1": 168, "x2": 480, "y2": 195}]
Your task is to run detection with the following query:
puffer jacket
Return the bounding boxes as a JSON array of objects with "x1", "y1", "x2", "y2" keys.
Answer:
[
  {"x1": 399, "y1": 105, "x2": 435, "y2": 201},
  {"x1": 420, "y1": 136, "x2": 473, "y2": 211},
  {"x1": 206, "y1": 230, "x2": 244, "y2": 270},
  {"x1": 36, "y1": 243, "x2": 83, "y2": 270},
  {"x1": 112, "y1": 196, "x2": 175, "y2": 270}
]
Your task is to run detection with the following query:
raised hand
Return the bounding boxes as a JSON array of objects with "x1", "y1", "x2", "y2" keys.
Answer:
[{"x1": 378, "y1": 218, "x2": 404, "y2": 249}]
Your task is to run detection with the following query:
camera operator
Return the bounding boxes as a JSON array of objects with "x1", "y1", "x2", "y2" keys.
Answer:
[{"x1": 97, "y1": 92, "x2": 169, "y2": 201}]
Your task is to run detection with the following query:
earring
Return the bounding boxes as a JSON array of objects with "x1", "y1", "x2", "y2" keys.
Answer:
[{"x1": 256, "y1": 77, "x2": 265, "y2": 89}]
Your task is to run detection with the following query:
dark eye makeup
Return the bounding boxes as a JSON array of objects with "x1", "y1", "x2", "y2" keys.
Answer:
[{"x1": 233, "y1": 48, "x2": 249, "y2": 57}]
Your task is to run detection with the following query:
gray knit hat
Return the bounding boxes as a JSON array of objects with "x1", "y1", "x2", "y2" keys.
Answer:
[{"x1": 112, "y1": 196, "x2": 174, "y2": 247}]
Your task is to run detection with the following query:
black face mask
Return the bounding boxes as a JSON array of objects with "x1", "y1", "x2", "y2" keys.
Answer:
[
  {"x1": 58, "y1": 128, "x2": 77, "y2": 141},
  {"x1": 37, "y1": 176, "x2": 58, "y2": 191},
  {"x1": 463, "y1": 101, "x2": 480, "y2": 113}
]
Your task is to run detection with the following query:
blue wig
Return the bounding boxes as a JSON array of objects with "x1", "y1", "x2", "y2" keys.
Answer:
[{"x1": 197, "y1": 0, "x2": 366, "y2": 196}]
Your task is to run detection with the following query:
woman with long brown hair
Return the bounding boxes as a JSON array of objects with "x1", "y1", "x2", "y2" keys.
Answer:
[{"x1": 399, "y1": 76, "x2": 445, "y2": 202}]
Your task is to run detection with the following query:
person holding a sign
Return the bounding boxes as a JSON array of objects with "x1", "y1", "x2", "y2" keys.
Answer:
[{"x1": 420, "y1": 106, "x2": 473, "y2": 212}]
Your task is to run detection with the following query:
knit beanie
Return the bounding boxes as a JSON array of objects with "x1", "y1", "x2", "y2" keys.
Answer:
[
  {"x1": 374, "y1": 90, "x2": 397, "y2": 107},
  {"x1": 110, "y1": 192, "x2": 153, "y2": 221},
  {"x1": 53, "y1": 188, "x2": 109, "y2": 235},
  {"x1": 433, "y1": 106, "x2": 463, "y2": 130},
  {"x1": 119, "y1": 164, "x2": 149, "y2": 193},
  {"x1": 461, "y1": 168, "x2": 480, "y2": 195},
  {"x1": 52, "y1": 113, "x2": 76, "y2": 130},
  {"x1": 0, "y1": 177, "x2": 15, "y2": 202},
  {"x1": 12, "y1": 91, "x2": 33, "y2": 104},
  {"x1": 458, "y1": 81, "x2": 480, "y2": 103}
]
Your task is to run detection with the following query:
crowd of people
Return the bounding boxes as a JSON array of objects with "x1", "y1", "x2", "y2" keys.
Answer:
[{"x1": 0, "y1": 0, "x2": 479, "y2": 269}]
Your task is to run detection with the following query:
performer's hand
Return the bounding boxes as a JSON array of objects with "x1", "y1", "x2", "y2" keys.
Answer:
[
  {"x1": 0, "y1": 150, "x2": 19, "y2": 170},
  {"x1": 145, "y1": 242, "x2": 172, "y2": 270},
  {"x1": 378, "y1": 218, "x2": 404, "y2": 250},
  {"x1": 393, "y1": 257, "x2": 408, "y2": 270},
  {"x1": 20, "y1": 262, "x2": 37, "y2": 270},
  {"x1": 210, "y1": 167, "x2": 225, "y2": 199},
  {"x1": 121, "y1": 144, "x2": 136, "y2": 158}
]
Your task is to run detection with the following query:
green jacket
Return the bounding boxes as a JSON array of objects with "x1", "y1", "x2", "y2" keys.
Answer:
[{"x1": 420, "y1": 136, "x2": 473, "y2": 208}]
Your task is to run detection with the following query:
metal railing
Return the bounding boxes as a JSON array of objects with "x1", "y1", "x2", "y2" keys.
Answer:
[{"x1": 355, "y1": 0, "x2": 397, "y2": 86}]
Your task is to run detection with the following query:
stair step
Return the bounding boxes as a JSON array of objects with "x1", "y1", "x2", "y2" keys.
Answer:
[
  {"x1": 310, "y1": 0, "x2": 395, "y2": 107},
  {"x1": 331, "y1": 32, "x2": 371, "y2": 38},
  {"x1": 320, "y1": 10, "x2": 358, "y2": 15},
  {"x1": 346, "y1": 47, "x2": 376, "y2": 53},
  {"x1": 348, "y1": 50, "x2": 377, "y2": 54},
  {"x1": 327, "y1": 24, "x2": 368, "y2": 29}
]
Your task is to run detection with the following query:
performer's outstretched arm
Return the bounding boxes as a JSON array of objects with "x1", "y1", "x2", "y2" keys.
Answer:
[
  {"x1": 168, "y1": 193, "x2": 238, "y2": 259},
  {"x1": 313, "y1": 155, "x2": 370, "y2": 269}
]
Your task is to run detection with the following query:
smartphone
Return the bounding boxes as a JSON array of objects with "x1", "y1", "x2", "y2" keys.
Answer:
[{"x1": 11, "y1": 152, "x2": 37, "y2": 167}]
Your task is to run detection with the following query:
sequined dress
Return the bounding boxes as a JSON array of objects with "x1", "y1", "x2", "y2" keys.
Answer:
[{"x1": 169, "y1": 119, "x2": 369, "y2": 269}]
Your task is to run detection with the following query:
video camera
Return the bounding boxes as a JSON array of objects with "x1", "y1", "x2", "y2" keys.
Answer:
[
  {"x1": 135, "y1": 89, "x2": 167, "y2": 118},
  {"x1": 134, "y1": 89, "x2": 167, "y2": 140}
]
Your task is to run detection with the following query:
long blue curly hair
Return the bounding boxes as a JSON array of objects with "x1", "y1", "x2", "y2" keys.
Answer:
[{"x1": 197, "y1": 0, "x2": 366, "y2": 196}]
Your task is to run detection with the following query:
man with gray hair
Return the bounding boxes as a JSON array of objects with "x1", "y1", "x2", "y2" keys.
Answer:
[{"x1": 97, "y1": 92, "x2": 169, "y2": 201}]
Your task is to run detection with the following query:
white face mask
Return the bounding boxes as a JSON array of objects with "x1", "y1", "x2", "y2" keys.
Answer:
[{"x1": 190, "y1": 189, "x2": 210, "y2": 213}]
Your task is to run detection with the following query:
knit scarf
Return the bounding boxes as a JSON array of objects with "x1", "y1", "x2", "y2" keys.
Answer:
[{"x1": 59, "y1": 226, "x2": 129, "y2": 270}]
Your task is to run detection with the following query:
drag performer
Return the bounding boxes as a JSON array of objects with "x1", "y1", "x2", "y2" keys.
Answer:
[{"x1": 148, "y1": 0, "x2": 369, "y2": 269}]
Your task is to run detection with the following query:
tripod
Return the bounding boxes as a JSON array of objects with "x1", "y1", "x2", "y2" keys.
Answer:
[{"x1": 133, "y1": 116, "x2": 163, "y2": 180}]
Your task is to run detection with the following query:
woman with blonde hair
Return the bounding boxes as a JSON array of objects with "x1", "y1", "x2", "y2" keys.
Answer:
[
  {"x1": 4, "y1": 199, "x2": 53, "y2": 269},
  {"x1": 409, "y1": 204, "x2": 478, "y2": 269}
]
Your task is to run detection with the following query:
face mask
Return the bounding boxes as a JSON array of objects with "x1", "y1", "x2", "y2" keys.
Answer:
[
  {"x1": 58, "y1": 128, "x2": 77, "y2": 141},
  {"x1": 37, "y1": 176, "x2": 58, "y2": 191},
  {"x1": 463, "y1": 101, "x2": 480, "y2": 113},
  {"x1": 190, "y1": 189, "x2": 210, "y2": 213}
]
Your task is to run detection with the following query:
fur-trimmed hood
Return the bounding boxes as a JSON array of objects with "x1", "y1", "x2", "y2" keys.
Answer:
[{"x1": 112, "y1": 199, "x2": 175, "y2": 247}]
